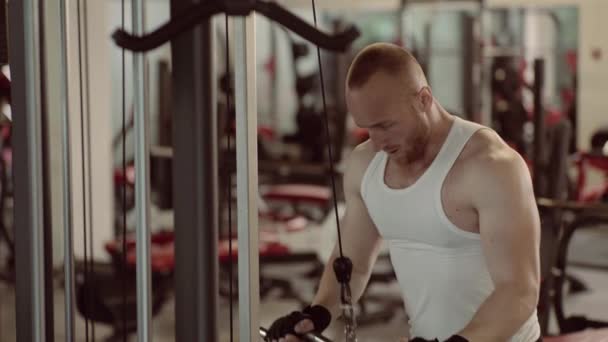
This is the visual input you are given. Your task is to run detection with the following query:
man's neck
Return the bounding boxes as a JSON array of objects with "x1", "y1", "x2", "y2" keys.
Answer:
[
  {"x1": 398, "y1": 108, "x2": 454, "y2": 172},
  {"x1": 426, "y1": 107, "x2": 454, "y2": 155}
]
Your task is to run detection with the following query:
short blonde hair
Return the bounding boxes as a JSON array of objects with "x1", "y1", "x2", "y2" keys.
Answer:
[{"x1": 346, "y1": 43, "x2": 426, "y2": 90}]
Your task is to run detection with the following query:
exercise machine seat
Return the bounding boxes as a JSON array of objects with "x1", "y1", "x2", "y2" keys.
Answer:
[
  {"x1": 259, "y1": 213, "x2": 309, "y2": 232},
  {"x1": 352, "y1": 127, "x2": 369, "y2": 144},
  {"x1": 218, "y1": 231, "x2": 290, "y2": 263},
  {"x1": 114, "y1": 165, "x2": 135, "y2": 186},
  {"x1": 106, "y1": 229, "x2": 294, "y2": 269},
  {"x1": 262, "y1": 184, "x2": 331, "y2": 206},
  {"x1": 544, "y1": 329, "x2": 608, "y2": 342},
  {"x1": 105, "y1": 232, "x2": 175, "y2": 274}
]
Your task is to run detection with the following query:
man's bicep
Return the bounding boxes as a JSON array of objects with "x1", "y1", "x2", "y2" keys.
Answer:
[
  {"x1": 340, "y1": 181, "x2": 382, "y2": 274},
  {"x1": 476, "y1": 157, "x2": 540, "y2": 288},
  {"x1": 337, "y1": 144, "x2": 383, "y2": 274},
  {"x1": 479, "y1": 197, "x2": 540, "y2": 287}
]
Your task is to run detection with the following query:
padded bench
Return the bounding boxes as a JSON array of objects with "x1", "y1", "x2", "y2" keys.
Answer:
[{"x1": 544, "y1": 329, "x2": 608, "y2": 342}]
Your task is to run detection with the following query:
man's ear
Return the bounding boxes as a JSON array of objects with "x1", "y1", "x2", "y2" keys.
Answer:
[{"x1": 419, "y1": 86, "x2": 433, "y2": 112}]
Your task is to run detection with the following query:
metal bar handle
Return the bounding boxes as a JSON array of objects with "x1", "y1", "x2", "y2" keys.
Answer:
[{"x1": 112, "y1": 0, "x2": 359, "y2": 52}]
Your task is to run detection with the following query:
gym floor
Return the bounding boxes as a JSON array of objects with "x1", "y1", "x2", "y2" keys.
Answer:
[{"x1": 1, "y1": 227, "x2": 608, "y2": 341}]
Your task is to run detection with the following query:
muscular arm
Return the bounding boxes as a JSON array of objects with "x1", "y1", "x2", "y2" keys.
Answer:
[
  {"x1": 458, "y1": 149, "x2": 541, "y2": 341},
  {"x1": 311, "y1": 145, "x2": 384, "y2": 319}
]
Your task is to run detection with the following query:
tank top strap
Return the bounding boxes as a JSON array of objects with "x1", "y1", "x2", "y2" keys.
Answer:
[
  {"x1": 360, "y1": 150, "x2": 387, "y2": 200},
  {"x1": 424, "y1": 116, "x2": 485, "y2": 185}
]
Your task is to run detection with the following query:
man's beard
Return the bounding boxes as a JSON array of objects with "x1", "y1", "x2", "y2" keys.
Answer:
[
  {"x1": 403, "y1": 140, "x2": 425, "y2": 163},
  {"x1": 402, "y1": 127, "x2": 430, "y2": 164}
]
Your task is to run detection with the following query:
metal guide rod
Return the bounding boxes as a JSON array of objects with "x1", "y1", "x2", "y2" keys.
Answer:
[
  {"x1": 8, "y1": 0, "x2": 47, "y2": 339},
  {"x1": 480, "y1": 0, "x2": 494, "y2": 127},
  {"x1": 132, "y1": 0, "x2": 152, "y2": 340},
  {"x1": 235, "y1": 14, "x2": 260, "y2": 342},
  {"x1": 59, "y1": 0, "x2": 75, "y2": 339},
  {"x1": 533, "y1": 58, "x2": 545, "y2": 196}
]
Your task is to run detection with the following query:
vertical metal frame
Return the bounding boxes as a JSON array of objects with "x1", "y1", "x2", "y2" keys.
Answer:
[
  {"x1": 8, "y1": 0, "x2": 47, "y2": 340},
  {"x1": 235, "y1": 14, "x2": 260, "y2": 341},
  {"x1": 58, "y1": 0, "x2": 76, "y2": 337},
  {"x1": 478, "y1": 0, "x2": 493, "y2": 126},
  {"x1": 38, "y1": 1, "x2": 55, "y2": 338},
  {"x1": 533, "y1": 58, "x2": 545, "y2": 195},
  {"x1": 131, "y1": 0, "x2": 153, "y2": 340},
  {"x1": 170, "y1": 0, "x2": 219, "y2": 340},
  {"x1": 462, "y1": 13, "x2": 477, "y2": 121}
]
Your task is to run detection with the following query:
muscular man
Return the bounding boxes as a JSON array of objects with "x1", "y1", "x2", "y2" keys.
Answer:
[{"x1": 266, "y1": 43, "x2": 541, "y2": 342}]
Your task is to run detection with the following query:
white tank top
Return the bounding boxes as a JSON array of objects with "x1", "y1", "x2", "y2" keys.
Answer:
[{"x1": 360, "y1": 117, "x2": 540, "y2": 341}]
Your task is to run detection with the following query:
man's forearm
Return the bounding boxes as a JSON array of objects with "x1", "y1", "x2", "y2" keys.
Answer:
[
  {"x1": 458, "y1": 286, "x2": 538, "y2": 342},
  {"x1": 311, "y1": 254, "x2": 373, "y2": 319}
]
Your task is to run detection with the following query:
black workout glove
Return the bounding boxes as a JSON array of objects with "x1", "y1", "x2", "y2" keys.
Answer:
[
  {"x1": 410, "y1": 335, "x2": 468, "y2": 342},
  {"x1": 265, "y1": 305, "x2": 331, "y2": 341}
]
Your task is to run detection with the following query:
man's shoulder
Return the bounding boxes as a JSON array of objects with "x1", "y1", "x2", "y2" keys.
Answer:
[
  {"x1": 349, "y1": 139, "x2": 377, "y2": 166},
  {"x1": 461, "y1": 126, "x2": 537, "y2": 220},
  {"x1": 465, "y1": 127, "x2": 519, "y2": 161},
  {"x1": 343, "y1": 140, "x2": 378, "y2": 193},
  {"x1": 464, "y1": 129, "x2": 530, "y2": 188},
  {"x1": 463, "y1": 127, "x2": 530, "y2": 182}
]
